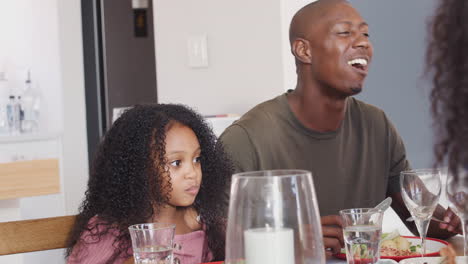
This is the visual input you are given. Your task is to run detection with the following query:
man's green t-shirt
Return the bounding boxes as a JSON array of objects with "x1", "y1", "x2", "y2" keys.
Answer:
[{"x1": 219, "y1": 92, "x2": 410, "y2": 216}]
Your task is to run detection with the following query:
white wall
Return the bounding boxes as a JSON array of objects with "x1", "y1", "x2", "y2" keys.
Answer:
[
  {"x1": 0, "y1": 0, "x2": 63, "y2": 133},
  {"x1": 0, "y1": 0, "x2": 88, "y2": 213},
  {"x1": 279, "y1": 0, "x2": 317, "y2": 92},
  {"x1": 153, "y1": 0, "x2": 285, "y2": 115},
  {"x1": 57, "y1": 0, "x2": 89, "y2": 217},
  {"x1": 0, "y1": 0, "x2": 88, "y2": 263},
  {"x1": 350, "y1": 0, "x2": 437, "y2": 169}
]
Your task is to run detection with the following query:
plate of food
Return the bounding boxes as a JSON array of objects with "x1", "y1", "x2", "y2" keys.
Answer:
[{"x1": 334, "y1": 230, "x2": 449, "y2": 262}]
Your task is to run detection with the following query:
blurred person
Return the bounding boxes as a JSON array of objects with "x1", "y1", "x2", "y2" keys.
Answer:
[{"x1": 427, "y1": 0, "x2": 468, "y2": 233}]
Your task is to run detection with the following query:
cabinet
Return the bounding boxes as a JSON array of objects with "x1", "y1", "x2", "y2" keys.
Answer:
[
  {"x1": 0, "y1": 159, "x2": 59, "y2": 200},
  {"x1": 0, "y1": 133, "x2": 65, "y2": 264},
  {"x1": 0, "y1": 133, "x2": 64, "y2": 220}
]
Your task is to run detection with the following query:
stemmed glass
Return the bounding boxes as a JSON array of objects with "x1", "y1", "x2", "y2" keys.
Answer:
[
  {"x1": 225, "y1": 170, "x2": 326, "y2": 264},
  {"x1": 400, "y1": 168, "x2": 442, "y2": 257},
  {"x1": 446, "y1": 167, "x2": 468, "y2": 256}
]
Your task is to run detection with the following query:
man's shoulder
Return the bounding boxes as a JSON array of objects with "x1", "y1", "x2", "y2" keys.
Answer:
[
  {"x1": 349, "y1": 98, "x2": 402, "y2": 138},
  {"x1": 232, "y1": 94, "x2": 285, "y2": 130},
  {"x1": 218, "y1": 95, "x2": 287, "y2": 172},
  {"x1": 219, "y1": 94, "x2": 286, "y2": 144},
  {"x1": 350, "y1": 97, "x2": 388, "y2": 122}
]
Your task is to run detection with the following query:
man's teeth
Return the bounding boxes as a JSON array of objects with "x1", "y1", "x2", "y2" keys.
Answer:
[{"x1": 347, "y1": 58, "x2": 368, "y2": 66}]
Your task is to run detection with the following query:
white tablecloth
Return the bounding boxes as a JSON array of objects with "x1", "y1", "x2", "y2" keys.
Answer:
[{"x1": 327, "y1": 258, "x2": 398, "y2": 264}]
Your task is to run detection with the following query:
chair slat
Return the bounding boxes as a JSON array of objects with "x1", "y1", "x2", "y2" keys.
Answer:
[{"x1": 0, "y1": 215, "x2": 76, "y2": 255}]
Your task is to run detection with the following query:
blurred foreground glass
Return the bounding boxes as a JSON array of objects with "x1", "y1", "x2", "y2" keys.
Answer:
[
  {"x1": 446, "y1": 167, "x2": 468, "y2": 256},
  {"x1": 225, "y1": 170, "x2": 325, "y2": 264},
  {"x1": 128, "y1": 223, "x2": 176, "y2": 264},
  {"x1": 400, "y1": 169, "x2": 441, "y2": 256},
  {"x1": 340, "y1": 208, "x2": 384, "y2": 264}
]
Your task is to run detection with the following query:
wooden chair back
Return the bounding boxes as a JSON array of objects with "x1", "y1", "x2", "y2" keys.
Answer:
[{"x1": 0, "y1": 215, "x2": 76, "y2": 255}]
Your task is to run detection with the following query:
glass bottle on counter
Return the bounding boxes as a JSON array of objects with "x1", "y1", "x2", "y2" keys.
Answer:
[
  {"x1": 0, "y1": 72, "x2": 9, "y2": 134},
  {"x1": 7, "y1": 95, "x2": 20, "y2": 134},
  {"x1": 20, "y1": 71, "x2": 38, "y2": 133}
]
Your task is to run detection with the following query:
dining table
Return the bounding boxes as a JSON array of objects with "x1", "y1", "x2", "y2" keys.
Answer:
[
  {"x1": 326, "y1": 207, "x2": 465, "y2": 264},
  {"x1": 200, "y1": 236, "x2": 464, "y2": 264},
  {"x1": 325, "y1": 236, "x2": 464, "y2": 264},
  {"x1": 200, "y1": 208, "x2": 465, "y2": 264}
]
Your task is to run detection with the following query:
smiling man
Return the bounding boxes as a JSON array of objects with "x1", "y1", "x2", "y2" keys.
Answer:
[{"x1": 219, "y1": 0, "x2": 460, "y2": 257}]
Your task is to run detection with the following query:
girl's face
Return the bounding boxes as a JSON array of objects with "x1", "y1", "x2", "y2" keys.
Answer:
[{"x1": 164, "y1": 122, "x2": 202, "y2": 207}]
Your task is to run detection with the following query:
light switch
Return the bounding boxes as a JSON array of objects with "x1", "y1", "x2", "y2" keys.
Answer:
[
  {"x1": 187, "y1": 34, "x2": 209, "y2": 68},
  {"x1": 132, "y1": 0, "x2": 149, "y2": 9}
]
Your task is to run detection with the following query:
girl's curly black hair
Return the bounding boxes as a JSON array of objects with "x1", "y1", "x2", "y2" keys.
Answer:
[
  {"x1": 427, "y1": 0, "x2": 468, "y2": 178},
  {"x1": 66, "y1": 103, "x2": 233, "y2": 263}
]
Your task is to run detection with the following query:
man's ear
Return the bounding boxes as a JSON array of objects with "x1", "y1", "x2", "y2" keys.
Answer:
[{"x1": 291, "y1": 38, "x2": 312, "y2": 64}]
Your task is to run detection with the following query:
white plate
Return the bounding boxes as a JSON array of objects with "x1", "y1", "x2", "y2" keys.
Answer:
[
  {"x1": 399, "y1": 256, "x2": 468, "y2": 264},
  {"x1": 377, "y1": 260, "x2": 398, "y2": 264}
]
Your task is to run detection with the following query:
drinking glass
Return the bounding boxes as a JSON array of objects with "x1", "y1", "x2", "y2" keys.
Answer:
[
  {"x1": 446, "y1": 167, "x2": 468, "y2": 256},
  {"x1": 400, "y1": 168, "x2": 442, "y2": 256},
  {"x1": 128, "y1": 223, "x2": 176, "y2": 264},
  {"x1": 225, "y1": 170, "x2": 325, "y2": 264},
  {"x1": 340, "y1": 208, "x2": 384, "y2": 264}
]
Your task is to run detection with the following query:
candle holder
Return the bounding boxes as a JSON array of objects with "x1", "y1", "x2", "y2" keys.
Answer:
[{"x1": 225, "y1": 170, "x2": 325, "y2": 264}]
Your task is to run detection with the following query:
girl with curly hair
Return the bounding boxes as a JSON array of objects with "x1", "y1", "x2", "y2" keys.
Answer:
[
  {"x1": 66, "y1": 104, "x2": 233, "y2": 264},
  {"x1": 426, "y1": 0, "x2": 467, "y2": 237},
  {"x1": 428, "y1": 0, "x2": 468, "y2": 178}
]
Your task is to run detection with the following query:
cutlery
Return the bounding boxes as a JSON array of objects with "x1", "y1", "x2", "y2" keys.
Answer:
[
  {"x1": 406, "y1": 216, "x2": 450, "y2": 225},
  {"x1": 373, "y1": 197, "x2": 392, "y2": 212}
]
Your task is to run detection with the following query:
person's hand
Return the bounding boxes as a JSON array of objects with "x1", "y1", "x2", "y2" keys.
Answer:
[
  {"x1": 440, "y1": 245, "x2": 457, "y2": 264},
  {"x1": 321, "y1": 215, "x2": 344, "y2": 257},
  {"x1": 438, "y1": 207, "x2": 462, "y2": 234}
]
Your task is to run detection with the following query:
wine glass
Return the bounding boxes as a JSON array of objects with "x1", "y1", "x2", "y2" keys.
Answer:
[
  {"x1": 446, "y1": 167, "x2": 468, "y2": 256},
  {"x1": 400, "y1": 168, "x2": 442, "y2": 256},
  {"x1": 225, "y1": 170, "x2": 326, "y2": 264}
]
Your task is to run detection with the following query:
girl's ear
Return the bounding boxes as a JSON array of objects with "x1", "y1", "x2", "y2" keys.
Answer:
[{"x1": 291, "y1": 38, "x2": 312, "y2": 64}]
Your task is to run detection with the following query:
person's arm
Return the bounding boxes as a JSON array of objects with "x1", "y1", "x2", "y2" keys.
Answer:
[
  {"x1": 218, "y1": 123, "x2": 259, "y2": 206},
  {"x1": 384, "y1": 117, "x2": 418, "y2": 234},
  {"x1": 67, "y1": 233, "x2": 126, "y2": 264},
  {"x1": 388, "y1": 192, "x2": 417, "y2": 234},
  {"x1": 218, "y1": 124, "x2": 259, "y2": 173}
]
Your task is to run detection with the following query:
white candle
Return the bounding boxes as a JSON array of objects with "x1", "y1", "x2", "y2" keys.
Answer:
[{"x1": 244, "y1": 227, "x2": 294, "y2": 264}]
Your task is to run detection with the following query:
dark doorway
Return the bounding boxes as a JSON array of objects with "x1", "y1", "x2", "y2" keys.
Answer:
[{"x1": 81, "y1": 0, "x2": 158, "y2": 165}]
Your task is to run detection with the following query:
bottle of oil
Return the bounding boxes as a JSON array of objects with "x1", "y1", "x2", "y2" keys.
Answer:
[{"x1": 20, "y1": 70, "x2": 38, "y2": 133}]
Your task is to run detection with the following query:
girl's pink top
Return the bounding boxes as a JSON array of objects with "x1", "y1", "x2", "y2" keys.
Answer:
[{"x1": 67, "y1": 217, "x2": 213, "y2": 264}]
